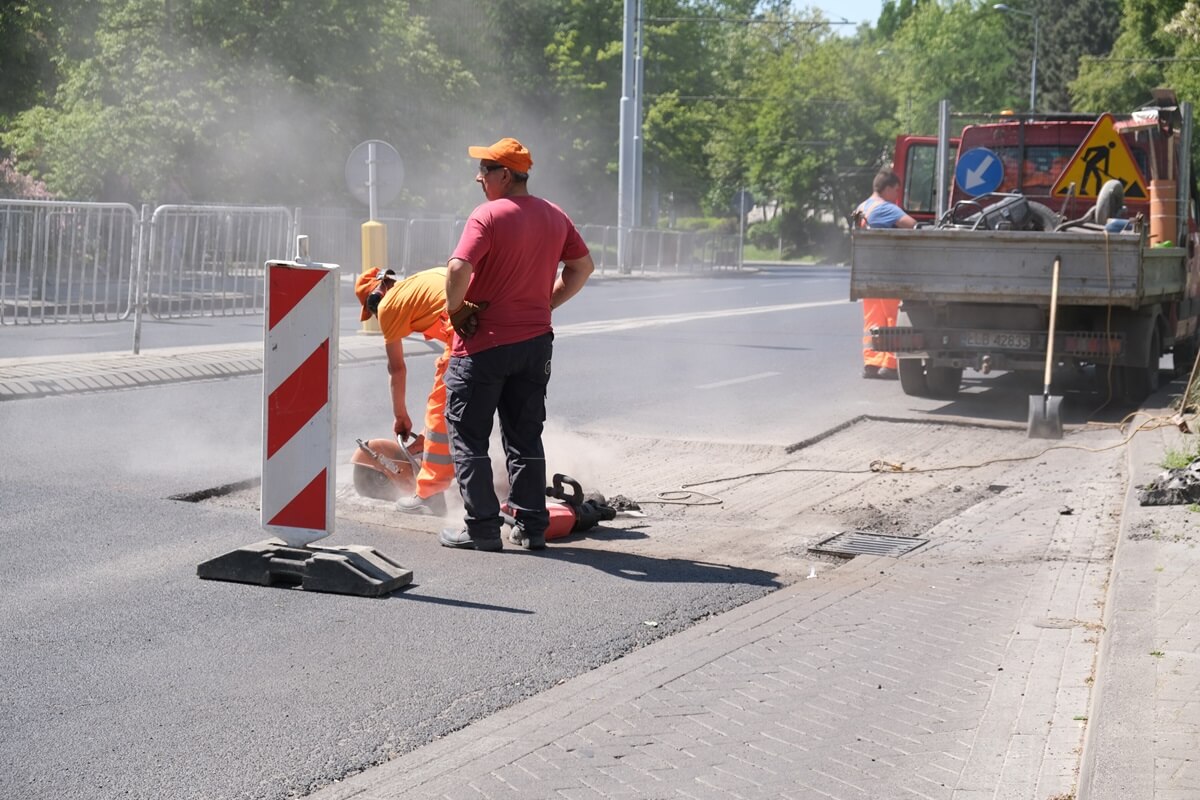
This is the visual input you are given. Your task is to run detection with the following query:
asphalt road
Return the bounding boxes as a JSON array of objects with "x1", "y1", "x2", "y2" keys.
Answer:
[{"x1": 0, "y1": 266, "x2": 1136, "y2": 800}]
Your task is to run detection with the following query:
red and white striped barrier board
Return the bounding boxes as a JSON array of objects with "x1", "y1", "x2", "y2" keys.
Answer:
[{"x1": 261, "y1": 259, "x2": 339, "y2": 547}]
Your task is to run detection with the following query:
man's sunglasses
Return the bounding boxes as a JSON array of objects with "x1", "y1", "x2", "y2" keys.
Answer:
[
  {"x1": 478, "y1": 163, "x2": 507, "y2": 176},
  {"x1": 366, "y1": 274, "x2": 394, "y2": 314},
  {"x1": 366, "y1": 287, "x2": 385, "y2": 315}
]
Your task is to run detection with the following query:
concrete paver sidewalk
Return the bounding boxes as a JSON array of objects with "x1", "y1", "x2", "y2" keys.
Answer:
[
  {"x1": 309, "y1": 430, "x2": 1137, "y2": 800},
  {"x1": 1079, "y1": 413, "x2": 1200, "y2": 799}
]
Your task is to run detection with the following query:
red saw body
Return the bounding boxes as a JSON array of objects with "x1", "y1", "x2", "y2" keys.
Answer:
[{"x1": 502, "y1": 474, "x2": 617, "y2": 541}]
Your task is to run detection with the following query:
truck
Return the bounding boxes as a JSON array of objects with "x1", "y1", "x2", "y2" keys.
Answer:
[{"x1": 850, "y1": 91, "x2": 1200, "y2": 405}]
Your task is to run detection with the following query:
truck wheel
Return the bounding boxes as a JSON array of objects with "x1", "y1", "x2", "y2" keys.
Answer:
[
  {"x1": 897, "y1": 358, "x2": 930, "y2": 397},
  {"x1": 926, "y1": 366, "x2": 964, "y2": 398},
  {"x1": 1118, "y1": 327, "x2": 1162, "y2": 404},
  {"x1": 1173, "y1": 331, "x2": 1198, "y2": 377}
]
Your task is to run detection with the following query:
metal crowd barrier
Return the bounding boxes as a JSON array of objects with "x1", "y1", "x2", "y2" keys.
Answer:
[
  {"x1": 0, "y1": 199, "x2": 140, "y2": 324},
  {"x1": 403, "y1": 218, "x2": 465, "y2": 273},
  {"x1": 577, "y1": 224, "x2": 742, "y2": 274},
  {"x1": 0, "y1": 199, "x2": 741, "y2": 332},
  {"x1": 141, "y1": 205, "x2": 293, "y2": 319},
  {"x1": 288, "y1": 214, "x2": 740, "y2": 278}
]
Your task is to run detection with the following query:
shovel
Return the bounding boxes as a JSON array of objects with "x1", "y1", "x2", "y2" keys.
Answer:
[{"x1": 1028, "y1": 255, "x2": 1064, "y2": 439}]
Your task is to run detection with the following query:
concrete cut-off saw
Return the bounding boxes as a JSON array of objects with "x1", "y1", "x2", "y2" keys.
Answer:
[
  {"x1": 351, "y1": 435, "x2": 426, "y2": 501},
  {"x1": 502, "y1": 473, "x2": 618, "y2": 541}
]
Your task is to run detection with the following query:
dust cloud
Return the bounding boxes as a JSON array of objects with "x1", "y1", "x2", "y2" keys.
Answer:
[
  {"x1": 541, "y1": 420, "x2": 625, "y2": 496},
  {"x1": 118, "y1": 388, "x2": 262, "y2": 484}
]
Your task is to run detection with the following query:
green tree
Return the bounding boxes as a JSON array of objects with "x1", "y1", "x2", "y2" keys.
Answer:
[
  {"x1": 1034, "y1": 0, "x2": 1122, "y2": 112},
  {"x1": 877, "y1": 0, "x2": 928, "y2": 38},
  {"x1": 704, "y1": 9, "x2": 896, "y2": 249},
  {"x1": 1071, "y1": 0, "x2": 1187, "y2": 111},
  {"x1": 0, "y1": 3, "x2": 58, "y2": 122},
  {"x1": 535, "y1": 0, "x2": 762, "y2": 222},
  {"x1": 1161, "y1": 2, "x2": 1200, "y2": 106},
  {"x1": 2, "y1": 0, "x2": 474, "y2": 206},
  {"x1": 886, "y1": 0, "x2": 1018, "y2": 133}
]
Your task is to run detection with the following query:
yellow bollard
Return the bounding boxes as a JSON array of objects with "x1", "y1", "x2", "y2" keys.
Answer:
[{"x1": 360, "y1": 220, "x2": 387, "y2": 334}]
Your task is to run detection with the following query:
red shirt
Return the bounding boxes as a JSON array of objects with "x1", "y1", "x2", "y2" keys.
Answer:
[{"x1": 450, "y1": 195, "x2": 589, "y2": 356}]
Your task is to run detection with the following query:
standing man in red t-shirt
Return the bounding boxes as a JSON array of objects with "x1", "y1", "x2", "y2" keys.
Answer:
[{"x1": 439, "y1": 137, "x2": 595, "y2": 552}]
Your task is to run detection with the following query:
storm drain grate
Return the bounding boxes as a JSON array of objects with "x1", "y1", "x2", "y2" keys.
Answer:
[{"x1": 809, "y1": 530, "x2": 927, "y2": 558}]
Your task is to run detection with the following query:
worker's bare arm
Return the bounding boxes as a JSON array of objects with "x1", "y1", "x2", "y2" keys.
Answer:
[
  {"x1": 551, "y1": 254, "x2": 595, "y2": 310},
  {"x1": 445, "y1": 258, "x2": 473, "y2": 311}
]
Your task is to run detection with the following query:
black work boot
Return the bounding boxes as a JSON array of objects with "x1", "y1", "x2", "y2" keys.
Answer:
[
  {"x1": 506, "y1": 523, "x2": 546, "y2": 551},
  {"x1": 439, "y1": 527, "x2": 502, "y2": 552}
]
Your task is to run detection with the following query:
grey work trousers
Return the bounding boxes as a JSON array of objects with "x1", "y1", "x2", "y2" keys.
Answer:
[{"x1": 444, "y1": 333, "x2": 553, "y2": 541}]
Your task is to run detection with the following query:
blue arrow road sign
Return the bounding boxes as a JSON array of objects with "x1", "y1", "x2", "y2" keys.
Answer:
[{"x1": 955, "y1": 147, "x2": 1004, "y2": 197}]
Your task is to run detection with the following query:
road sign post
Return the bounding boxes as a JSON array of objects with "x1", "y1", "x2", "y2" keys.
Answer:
[
  {"x1": 346, "y1": 140, "x2": 404, "y2": 333},
  {"x1": 733, "y1": 189, "x2": 754, "y2": 269}
]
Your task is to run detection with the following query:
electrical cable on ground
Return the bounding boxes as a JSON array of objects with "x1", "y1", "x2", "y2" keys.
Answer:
[
  {"x1": 670, "y1": 389, "x2": 1200, "y2": 497},
  {"x1": 634, "y1": 490, "x2": 724, "y2": 506}
]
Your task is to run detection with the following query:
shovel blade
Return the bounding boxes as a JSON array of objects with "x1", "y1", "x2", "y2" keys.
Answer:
[{"x1": 1027, "y1": 394, "x2": 1063, "y2": 439}]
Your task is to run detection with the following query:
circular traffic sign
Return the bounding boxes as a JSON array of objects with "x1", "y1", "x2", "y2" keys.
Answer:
[
  {"x1": 345, "y1": 140, "x2": 404, "y2": 207},
  {"x1": 955, "y1": 147, "x2": 1004, "y2": 197}
]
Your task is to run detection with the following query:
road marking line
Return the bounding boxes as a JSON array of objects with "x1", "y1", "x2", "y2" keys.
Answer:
[
  {"x1": 556, "y1": 299, "x2": 847, "y2": 338},
  {"x1": 696, "y1": 371, "x2": 781, "y2": 390},
  {"x1": 620, "y1": 291, "x2": 683, "y2": 301}
]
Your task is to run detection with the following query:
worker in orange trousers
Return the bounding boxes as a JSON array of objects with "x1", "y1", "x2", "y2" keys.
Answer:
[
  {"x1": 855, "y1": 169, "x2": 916, "y2": 379},
  {"x1": 356, "y1": 266, "x2": 455, "y2": 516}
]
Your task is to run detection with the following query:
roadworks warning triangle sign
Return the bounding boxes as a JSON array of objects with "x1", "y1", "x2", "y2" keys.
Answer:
[{"x1": 1052, "y1": 113, "x2": 1148, "y2": 199}]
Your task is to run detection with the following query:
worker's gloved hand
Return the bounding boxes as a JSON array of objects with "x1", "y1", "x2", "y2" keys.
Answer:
[{"x1": 449, "y1": 300, "x2": 488, "y2": 339}]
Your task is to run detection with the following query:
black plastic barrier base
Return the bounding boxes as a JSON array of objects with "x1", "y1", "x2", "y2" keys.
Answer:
[{"x1": 197, "y1": 539, "x2": 413, "y2": 597}]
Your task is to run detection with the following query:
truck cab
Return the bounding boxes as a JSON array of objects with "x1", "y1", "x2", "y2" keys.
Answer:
[
  {"x1": 855, "y1": 94, "x2": 1200, "y2": 406},
  {"x1": 892, "y1": 135, "x2": 959, "y2": 223}
]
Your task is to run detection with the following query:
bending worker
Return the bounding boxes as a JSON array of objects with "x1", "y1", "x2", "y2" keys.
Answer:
[
  {"x1": 855, "y1": 168, "x2": 915, "y2": 380},
  {"x1": 439, "y1": 136, "x2": 595, "y2": 553},
  {"x1": 355, "y1": 266, "x2": 455, "y2": 516}
]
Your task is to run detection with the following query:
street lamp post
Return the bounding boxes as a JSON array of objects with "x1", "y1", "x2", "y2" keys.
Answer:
[{"x1": 994, "y1": 4, "x2": 1039, "y2": 112}]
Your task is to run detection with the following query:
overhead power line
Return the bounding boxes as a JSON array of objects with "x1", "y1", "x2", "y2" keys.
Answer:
[
  {"x1": 643, "y1": 16, "x2": 858, "y2": 27},
  {"x1": 647, "y1": 94, "x2": 853, "y2": 104},
  {"x1": 1080, "y1": 56, "x2": 1200, "y2": 63}
]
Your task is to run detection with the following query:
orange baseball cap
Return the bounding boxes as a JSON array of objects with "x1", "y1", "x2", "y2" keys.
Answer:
[
  {"x1": 355, "y1": 267, "x2": 396, "y2": 321},
  {"x1": 467, "y1": 137, "x2": 532, "y2": 173}
]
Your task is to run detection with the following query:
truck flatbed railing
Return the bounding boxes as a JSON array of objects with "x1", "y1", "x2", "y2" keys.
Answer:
[{"x1": 849, "y1": 227, "x2": 1187, "y2": 308}]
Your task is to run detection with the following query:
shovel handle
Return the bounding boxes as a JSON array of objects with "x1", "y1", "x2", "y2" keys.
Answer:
[{"x1": 1043, "y1": 256, "x2": 1061, "y2": 394}]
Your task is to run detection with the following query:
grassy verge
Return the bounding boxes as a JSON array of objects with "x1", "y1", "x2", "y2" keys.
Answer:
[{"x1": 740, "y1": 244, "x2": 821, "y2": 263}]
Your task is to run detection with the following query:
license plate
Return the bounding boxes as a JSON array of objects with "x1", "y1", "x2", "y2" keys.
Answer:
[{"x1": 961, "y1": 331, "x2": 1032, "y2": 349}]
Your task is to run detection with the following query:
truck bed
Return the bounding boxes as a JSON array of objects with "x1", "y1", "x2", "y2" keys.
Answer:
[{"x1": 850, "y1": 228, "x2": 1187, "y2": 308}]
